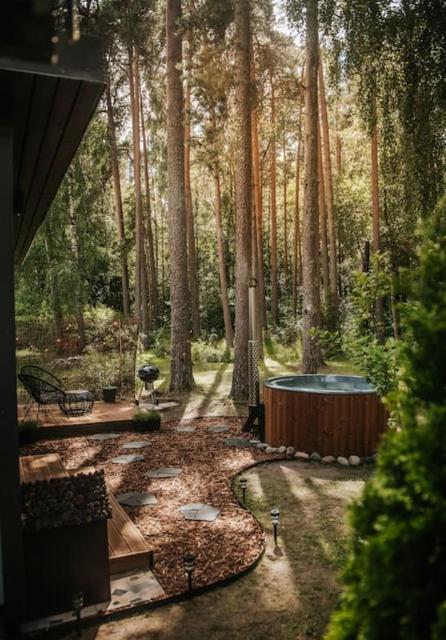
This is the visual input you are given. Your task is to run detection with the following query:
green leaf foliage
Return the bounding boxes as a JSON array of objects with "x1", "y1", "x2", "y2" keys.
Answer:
[{"x1": 325, "y1": 198, "x2": 446, "y2": 640}]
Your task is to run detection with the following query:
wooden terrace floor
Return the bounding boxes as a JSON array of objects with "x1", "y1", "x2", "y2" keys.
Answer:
[{"x1": 18, "y1": 401, "x2": 136, "y2": 440}]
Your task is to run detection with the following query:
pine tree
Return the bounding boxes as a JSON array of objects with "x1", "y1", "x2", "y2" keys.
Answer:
[
  {"x1": 166, "y1": 0, "x2": 195, "y2": 391},
  {"x1": 230, "y1": 0, "x2": 252, "y2": 402},
  {"x1": 301, "y1": 0, "x2": 321, "y2": 373}
]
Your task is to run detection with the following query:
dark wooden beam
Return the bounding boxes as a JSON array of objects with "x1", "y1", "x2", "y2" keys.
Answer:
[{"x1": 0, "y1": 124, "x2": 26, "y2": 626}]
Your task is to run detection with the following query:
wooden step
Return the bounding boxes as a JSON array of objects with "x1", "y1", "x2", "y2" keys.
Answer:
[
  {"x1": 107, "y1": 495, "x2": 153, "y2": 574},
  {"x1": 70, "y1": 468, "x2": 153, "y2": 574},
  {"x1": 20, "y1": 454, "x2": 68, "y2": 484}
]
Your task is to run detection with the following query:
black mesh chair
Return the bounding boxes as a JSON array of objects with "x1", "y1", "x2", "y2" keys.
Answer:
[{"x1": 18, "y1": 365, "x2": 94, "y2": 421}]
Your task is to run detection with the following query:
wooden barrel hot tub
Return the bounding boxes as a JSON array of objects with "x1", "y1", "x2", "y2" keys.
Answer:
[{"x1": 264, "y1": 375, "x2": 388, "y2": 457}]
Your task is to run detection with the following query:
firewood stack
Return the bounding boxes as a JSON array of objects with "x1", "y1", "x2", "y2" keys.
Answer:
[{"x1": 21, "y1": 470, "x2": 111, "y2": 531}]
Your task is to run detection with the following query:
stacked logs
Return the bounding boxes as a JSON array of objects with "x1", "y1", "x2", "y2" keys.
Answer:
[{"x1": 21, "y1": 470, "x2": 111, "y2": 531}]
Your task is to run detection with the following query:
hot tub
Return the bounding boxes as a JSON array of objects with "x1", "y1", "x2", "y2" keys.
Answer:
[{"x1": 263, "y1": 375, "x2": 388, "y2": 457}]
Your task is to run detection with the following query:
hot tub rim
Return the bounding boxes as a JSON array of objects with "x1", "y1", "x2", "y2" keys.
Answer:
[{"x1": 263, "y1": 374, "x2": 377, "y2": 395}]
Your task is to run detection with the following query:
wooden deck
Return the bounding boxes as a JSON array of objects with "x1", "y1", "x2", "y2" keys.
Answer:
[
  {"x1": 20, "y1": 455, "x2": 152, "y2": 574},
  {"x1": 18, "y1": 401, "x2": 136, "y2": 440}
]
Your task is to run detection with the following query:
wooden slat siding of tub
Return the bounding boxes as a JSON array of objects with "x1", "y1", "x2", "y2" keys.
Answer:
[
  {"x1": 350, "y1": 395, "x2": 357, "y2": 455},
  {"x1": 264, "y1": 385, "x2": 389, "y2": 456}
]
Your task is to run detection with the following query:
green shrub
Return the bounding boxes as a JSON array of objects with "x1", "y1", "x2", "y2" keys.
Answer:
[
  {"x1": 342, "y1": 254, "x2": 399, "y2": 395},
  {"x1": 325, "y1": 200, "x2": 446, "y2": 640},
  {"x1": 134, "y1": 409, "x2": 161, "y2": 423},
  {"x1": 191, "y1": 339, "x2": 232, "y2": 364},
  {"x1": 133, "y1": 409, "x2": 161, "y2": 432}
]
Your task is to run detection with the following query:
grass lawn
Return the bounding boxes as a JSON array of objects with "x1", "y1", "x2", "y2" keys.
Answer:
[{"x1": 62, "y1": 461, "x2": 371, "y2": 640}]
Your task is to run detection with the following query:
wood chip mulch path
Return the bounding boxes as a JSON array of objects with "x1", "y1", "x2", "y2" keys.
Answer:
[{"x1": 21, "y1": 418, "x2": 281, "y2": 599}]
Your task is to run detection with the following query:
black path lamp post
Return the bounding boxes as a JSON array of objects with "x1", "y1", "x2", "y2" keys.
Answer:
[
  {"x1": 239, "y1": 477, "x2": 248, "y2": 505},
  {"x1": 271, "y1": 507, "x2": 280, "y2": 545},
  {"x1": 72, "y1": 591, "x2": 84, "y2": 637},
  {"x1": 183, "y1": 553, "x2": 196, "y2": 591}
]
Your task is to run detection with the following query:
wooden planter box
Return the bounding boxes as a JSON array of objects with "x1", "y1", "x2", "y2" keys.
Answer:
[
  {"x1": 20, "y1": 460, "x2": 112, "y2": 620},
  {"x1": 24, "y1": 520, "x2": 110, "y2": 619}
]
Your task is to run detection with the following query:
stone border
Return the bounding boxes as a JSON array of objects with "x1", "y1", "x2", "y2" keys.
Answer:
[{"x1": 254, "y1": 442, "x2": 377, "y2": 467}]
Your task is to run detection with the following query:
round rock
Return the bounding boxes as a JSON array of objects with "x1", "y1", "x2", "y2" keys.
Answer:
[
  {"x1": 337, "y1": 456, "x2": 349, "y2": 467},
  {"x1": 286, "y1": 446, "x2": 295, "y2": 458},
  {"x1": 265, "y1": 446, "x2": 278, "y2": 454},
  {"x1": 278, "y1": 445, "x2": 287, "y2": 454},
  {"x1": 348, "y1": 455, "x2": 361, "y2": 467},
  {"x1": 310, "y1": 452, "x2": 321, "y2": 462},
  {"x1": 294, "y1": 451, "x2": 310, "y2": 461},
  {"x1": 321, "y1": 455, "x2": 336, "y2": 464}
]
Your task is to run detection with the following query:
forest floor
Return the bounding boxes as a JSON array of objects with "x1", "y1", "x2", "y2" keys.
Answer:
[{"x1": 57, "y1": 460, "x2": 371, "y2": 640}]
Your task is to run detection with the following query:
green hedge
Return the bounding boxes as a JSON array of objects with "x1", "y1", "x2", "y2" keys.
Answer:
[{"x1": 325, "y1": 199, "x2": 446, "y2": 640}]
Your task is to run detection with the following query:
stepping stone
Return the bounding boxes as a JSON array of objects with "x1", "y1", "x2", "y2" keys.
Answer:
[
  {"x1": 156, "y1": 401, "x2": 179, "y2": 411},
  {"x1": 117, "y1": 492, "x2": 157, "y2": 507},
  {"x1": 207, "y1": 424, "x2": 230, "y2": 433},
  {"x1": 224, "y1": 437, "x2": 250, "y2": 448},
  {"x1": 179, "y1": 502, "x2": 220, "y2": 522},
  {"x1": 87, "y1": 433, "x2": 120, "y2": 441},
  {"x1": 145, "y1": 467, "x2": 183, "y2": 479},
  {"x1": 122, "y1": 441, "x2": 151, "y2": 450},
  {"x1": 174, "y1": 425, "x2": 196, "y2": 433},
  {"x1": 111, "y1": 454, "x2": 145, "y2": 464}
]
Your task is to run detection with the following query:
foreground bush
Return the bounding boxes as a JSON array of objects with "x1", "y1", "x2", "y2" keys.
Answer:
[{"x1": 325, "y1": 201, "x2": 446, "y2": 640}]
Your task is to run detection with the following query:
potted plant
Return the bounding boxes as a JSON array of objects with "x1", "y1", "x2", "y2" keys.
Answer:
[
  {"x1": 102, "y1": 386, "x2": 118, "y2": 403},
  {"x1": 19, "y1": 419, "x2": 39, "y2": 444},
  {"x1": 133, "y1": 410, "x2": 161, "y2": 432}
]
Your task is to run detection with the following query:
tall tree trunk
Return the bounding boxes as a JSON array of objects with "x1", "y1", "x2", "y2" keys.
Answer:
[
  {"x1": 105, "y1": 82, "x2": 130, "y2": 317},
  {"x1": 371, "y1": 96, "x2": 384, "y2": 340},
  {"x1": 283, "y1": 136, "x2": 289, "y2": 279},
  {"x1": 270, "y1": 75, "x2": 278, "y2": 325},
  {"x1": 292, "y1": 67, "x2": 305, "y2": 318},
  {"x1": 318, "y1": 118, "x2": 330, "y2": 307},
  {"x1": 140, "y1": 91, "x2": 158, "y2": 324},
  {"x1": 128, "y1": 49, "x2": 144, "y2": 327},
  {"x1": 318, "y1": 55, "x2": 339, "y2": 325},
  {"x1": 230, "y1": 0, "x2": 252, "y2": 402},
  {"x1": 214, "y1": 170, "x2": 234, "y2": 350},
  {"x1": 151, "y1": 169, "x2": 160, "y2": 293},
  {"x1": 302, "y1": 0, "x2": 321, "y2": 373},
  {"x1": 184, "y1": 38, "x2": 200, "y2": 338},
  {"x1": 166, "y1": 0, "x2": 194, "y2": 391},
  {"x1": 251, "y1": 49, "x2": 266, "y2": 331}
]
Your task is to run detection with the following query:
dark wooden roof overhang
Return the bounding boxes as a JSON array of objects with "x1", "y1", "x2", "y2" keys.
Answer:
[{"x1": 0, "y1": 33, "x2": 104, "y2": 263}]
